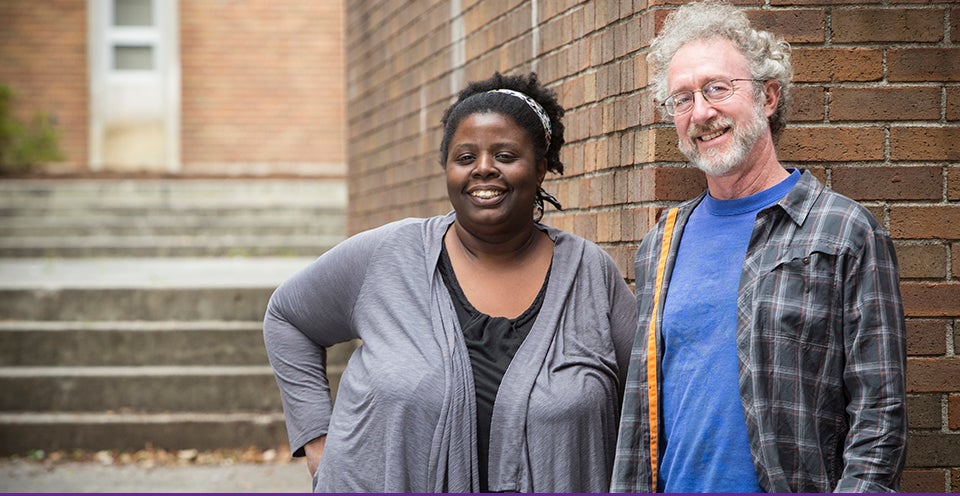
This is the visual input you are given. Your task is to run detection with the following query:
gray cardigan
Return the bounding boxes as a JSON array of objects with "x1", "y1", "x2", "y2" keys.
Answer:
[{"x1": 263, "y1": 213, "x2": 637, "y2": 492}]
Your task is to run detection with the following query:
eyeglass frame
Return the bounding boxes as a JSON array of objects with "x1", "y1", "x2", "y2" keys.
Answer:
[{"x1": 660, "y1": 78, "x2": 767, "y2": 117}]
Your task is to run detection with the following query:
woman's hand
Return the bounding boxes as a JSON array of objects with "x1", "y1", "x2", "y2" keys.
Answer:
[{"x1": 304, "y1": 435, "x2": 326, "y2": 476}]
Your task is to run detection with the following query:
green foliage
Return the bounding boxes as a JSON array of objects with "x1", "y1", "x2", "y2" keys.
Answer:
[{"x1": 0, "y1": 84, "x2": 64, "y2": 173}]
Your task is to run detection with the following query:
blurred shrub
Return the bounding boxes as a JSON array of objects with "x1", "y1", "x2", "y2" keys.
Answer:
[{"x1": 0, "y1": 84, "x2": 64, "y2": 173}]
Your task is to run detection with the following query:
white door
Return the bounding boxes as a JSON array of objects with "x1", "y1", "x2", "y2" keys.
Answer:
[{"x1": 89, "y1": 0, "x2": 179, "y2": 172}]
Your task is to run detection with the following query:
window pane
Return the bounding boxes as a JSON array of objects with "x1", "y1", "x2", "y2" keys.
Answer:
[
  {"x1": 114, "y1": 45, "x2": 154, "y2": 70},
  {"x1": 114, "y1": 0, "x2": 153, "y2": 26}
]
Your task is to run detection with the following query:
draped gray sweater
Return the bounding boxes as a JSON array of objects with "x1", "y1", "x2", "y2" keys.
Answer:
[{"x1": 263, "y1": 212, "x2": 637, "y2": 492}]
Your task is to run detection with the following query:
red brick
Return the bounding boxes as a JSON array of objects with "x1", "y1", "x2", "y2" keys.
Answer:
[
  {"x1": 908, "y1": 394, "x2": 943, "y2": 429},
  {"x1": 805, "y1": 166, "x2": 828, "y2": 184},
  {"x1": 621, "y1": 205, "x2": 656, "y2": 244},
  {"x1": 573, "y1": 211, "x2": 598, "y2": 242},
  {"x1": 778, "y1": 127, "x2": 885, "y2": 162},
  {"x1": 889, "y1": 48, "x2": 960, "y2": 82},
  {"x1": 828, "y1": 87, "x2": 941, "y2": 121},
  {"x1": 953, "y1": 8, "x2": 960, "y2": 44},
  {"x1": 789, "y1": 86, "x2": 825, "y2": 122},
  {"x1": 832, "y1": 8, "x2": 943, "y2": 43},
  {"x1": 906, "y1": 318, "x2": 948, "y2": 356},
  {"x1": 831, "y1": 166, "x2": 942, "y2": 201},
  {"x1": 900, "y1": 281, "x2": 960, "y2": 317},
  {"x1": 897, "y1": 243, "x2": 948, "y2": 280},
  {"x1": 865, "y1": 205, "x2": 885, "y2": 227},
  {"x1": 637, "y1": 128, "x2": 685, "y2": 164},
  {"x1": 948, "y1": 87, "x2": 960, "y2": 121},
  {"x1": 950, "y1": 394, "x2": 960, "y2": 430},
  {"x1": 746, "y1": 9, "x2": 825, "y2": 43},
  {"x1": 954, "y1": 244, "x2": 960, "y2": 279},
  {"x1": 901, "y1": 469, "x2": 947, "y2": 493},
  {"x1": 907, "y1": 357, "x2": 960, "y2": 392},
  {"x1": 950, "y1": 166, "x2": 960, "y2": 201},
  {"x1": 890, "y1": 206, "x2": 960, "y2": 240},
  {"x1": 603, "y1": 244, "x2": 637, "y2": 283},
  {"x1": 890, "y1": 128, "x2": 960, "y2": 162},
  {"x1": 612, "y1": 168, "x2": 631, "y2": 205},
  {"x1": 907, "y1": 432, "x2": 960, "y2": 468},
  {"x1": 596, "y1": 210, "x2": 622, "y2": 243},
  {"x1": 792, "y1": 48, "x2": 883, "y2": 83},
  {"x1": 654, "y1": 166, "x2": 707, "y2": 201}
]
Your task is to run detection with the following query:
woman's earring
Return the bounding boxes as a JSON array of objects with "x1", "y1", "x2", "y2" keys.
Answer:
[{"x1": 533, "y1": 195, "x2": 545, "y2": 223}]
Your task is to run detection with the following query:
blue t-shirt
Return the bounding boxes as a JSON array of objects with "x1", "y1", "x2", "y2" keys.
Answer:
[{"x1": 658, "y1": 169, "x2": 800, "y2": 493}]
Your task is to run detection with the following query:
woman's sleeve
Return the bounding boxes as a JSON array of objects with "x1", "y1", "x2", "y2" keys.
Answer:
[{"x1": 262, "y1": 227, "x2": 382, "y2": 456}]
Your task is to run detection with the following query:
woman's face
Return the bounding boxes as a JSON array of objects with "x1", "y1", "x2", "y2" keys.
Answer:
[{"x1": 445, "y1": 111, "x2": 546, "y2": 236}]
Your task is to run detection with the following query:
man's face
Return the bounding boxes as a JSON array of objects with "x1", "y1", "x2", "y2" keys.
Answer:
[{"x1": 666, "y1": 38, "x2": 769, "y2": 177}]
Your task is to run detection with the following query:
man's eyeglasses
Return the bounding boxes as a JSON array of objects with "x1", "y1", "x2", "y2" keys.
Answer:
[{"x1": 661, "y1": 78, "x2": 765, "y2": 117}]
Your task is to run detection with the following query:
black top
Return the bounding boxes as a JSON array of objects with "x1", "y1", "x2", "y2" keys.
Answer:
[{"x1": 437, "y1": 244, "x2": 550, "y2": 492}]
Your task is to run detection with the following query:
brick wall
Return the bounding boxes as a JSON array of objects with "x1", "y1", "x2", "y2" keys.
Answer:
[
  {"x1": 345, "y1": 1, "x2": 960, "y2": 491},
  {"x1": 181, "y1": 0, "x2": 345, "y2": 176},
  {"x1": 0, "y1": 0, "x2": 88, "y2": 172}
]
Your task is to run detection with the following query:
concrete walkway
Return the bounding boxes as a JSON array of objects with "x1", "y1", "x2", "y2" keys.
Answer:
[{"x1": 0, "y1": 459, "x2": 312, "y2": 492}]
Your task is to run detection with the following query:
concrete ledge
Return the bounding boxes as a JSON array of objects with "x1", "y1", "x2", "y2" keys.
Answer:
[
  {"x1": 0, "y1": 366, "x2": 285, "y2": 412},
  {"x1": 0, "y1": 320, "x2": 267, "y2": 366},
  {"x1": 0, "y1": 257, "x2": 316, "y2": 290},
  {"x1": 0, "y1": 287, "x2": 276, "y2": 320},
  {"x1": 0, "y1": 412, "x2": 289, "y2": 455}
]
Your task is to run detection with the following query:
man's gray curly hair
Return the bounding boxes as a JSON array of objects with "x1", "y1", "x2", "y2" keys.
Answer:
[{"x1": 648, "y1": 0, "x2": 793, "y2": 141}]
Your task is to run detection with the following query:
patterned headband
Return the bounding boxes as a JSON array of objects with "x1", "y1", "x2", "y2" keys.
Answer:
[{"x1": 489, "y1": 89, "x2": 552, "y2": 148}]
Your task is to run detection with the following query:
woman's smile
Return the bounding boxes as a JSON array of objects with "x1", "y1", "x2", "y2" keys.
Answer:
[{"x1": 445, "y1": 112, "x2": 545, "y2": 233}]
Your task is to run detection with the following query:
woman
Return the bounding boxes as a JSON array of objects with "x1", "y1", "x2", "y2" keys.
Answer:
[{"x1": 263, "y1": 72, "x2": 636, "y2": 492}]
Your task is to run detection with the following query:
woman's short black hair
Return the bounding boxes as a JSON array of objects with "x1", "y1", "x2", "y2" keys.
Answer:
[{"x1": 439, "y1": 72, "x2": 565, "y2": 176}]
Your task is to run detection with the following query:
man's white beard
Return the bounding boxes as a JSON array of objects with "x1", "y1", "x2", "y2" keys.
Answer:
[{"x1": 678, "y1": 106, "x2": 768, "y2": 177}]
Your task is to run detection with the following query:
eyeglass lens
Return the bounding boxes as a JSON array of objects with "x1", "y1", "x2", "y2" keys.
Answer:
[{"x1": 664, "y1": 79, "x2": 739, "y2": 116}]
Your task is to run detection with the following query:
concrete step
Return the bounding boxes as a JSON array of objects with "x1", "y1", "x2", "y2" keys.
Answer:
[
  {"x1": 0, "y1": 257, "x2": 316, "y2": 320},
  {"x1": 0, "y1": 287, "x2": 275, "y2": 321},
  {"x1": 0, "y1": 233, "x2": 341, "y2": 257},
  {"x1": 0, "y1": 257, "x2": 316, "y2": 289},
  {"x1": 0, "y1": 366, "x2": 284, "y2": 413},
  {"x1": 0, "y1": 319, "x2": 357, "y2": 367},
  {"x1": 0, "y1": 412, "x2": 288, "y2": 455},
  {"x1": 0, "y1": 178, "x2": 346, "y2": 258},
  {"x1": 0, "y1": 214, "x2": 345, "y2": 237},
  {"x1": 0, "y1": 321, "x2": 267, "y2": 366},
  {"x1": 0, "y1": 179, "x2": 346, "y2": 207},
  {"x1": 0, "y1": 203, "x2": 343, "y2": 215},
  {"x1": 0, "y1": 177, "x2": 350, "y2": 454}
]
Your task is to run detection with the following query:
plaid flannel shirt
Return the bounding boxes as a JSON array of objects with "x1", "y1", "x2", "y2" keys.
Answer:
[{"x1": 612, "y1": 170, "x2": 907, "y2": 493}]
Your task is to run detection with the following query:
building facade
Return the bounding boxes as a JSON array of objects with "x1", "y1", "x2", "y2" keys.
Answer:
[
  {"x1": 0, "y1": 0, "x2": 345, "y2": 176},
  {"x1": 2, "y1": 0, "x2": 957, "y2": 491}
]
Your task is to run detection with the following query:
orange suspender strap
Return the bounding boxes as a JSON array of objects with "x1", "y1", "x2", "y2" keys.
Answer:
[{"x1": 647, "y1": 207, "x2": 678, "y2": 492}]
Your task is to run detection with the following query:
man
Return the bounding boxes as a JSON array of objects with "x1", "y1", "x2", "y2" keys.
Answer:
[{"x1": 611, "y1": 1, "x2": 907, "y2": 493}]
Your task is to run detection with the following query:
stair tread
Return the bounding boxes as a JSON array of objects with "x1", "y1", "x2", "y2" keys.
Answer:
[
  {"x1": 0, "y1": 234, "x2": 342, "y2": 245},
  {"x1": 0, "y1": 320, "x2": 263, "y2": 331},
  {"x1": 0, "y1": 257, "x2": 316, "y2": 289},
  {"x1": 0, "y1": 365, "x2": 277, "y2": 376},
  {"x1": 0, "y1": 412, "x2": 285, "y2": 423}
]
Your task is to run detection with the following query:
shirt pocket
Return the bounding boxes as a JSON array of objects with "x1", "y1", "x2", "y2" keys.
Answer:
[{"x1": 751, "y1": 245, "x2": 840, "y2": 354}]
